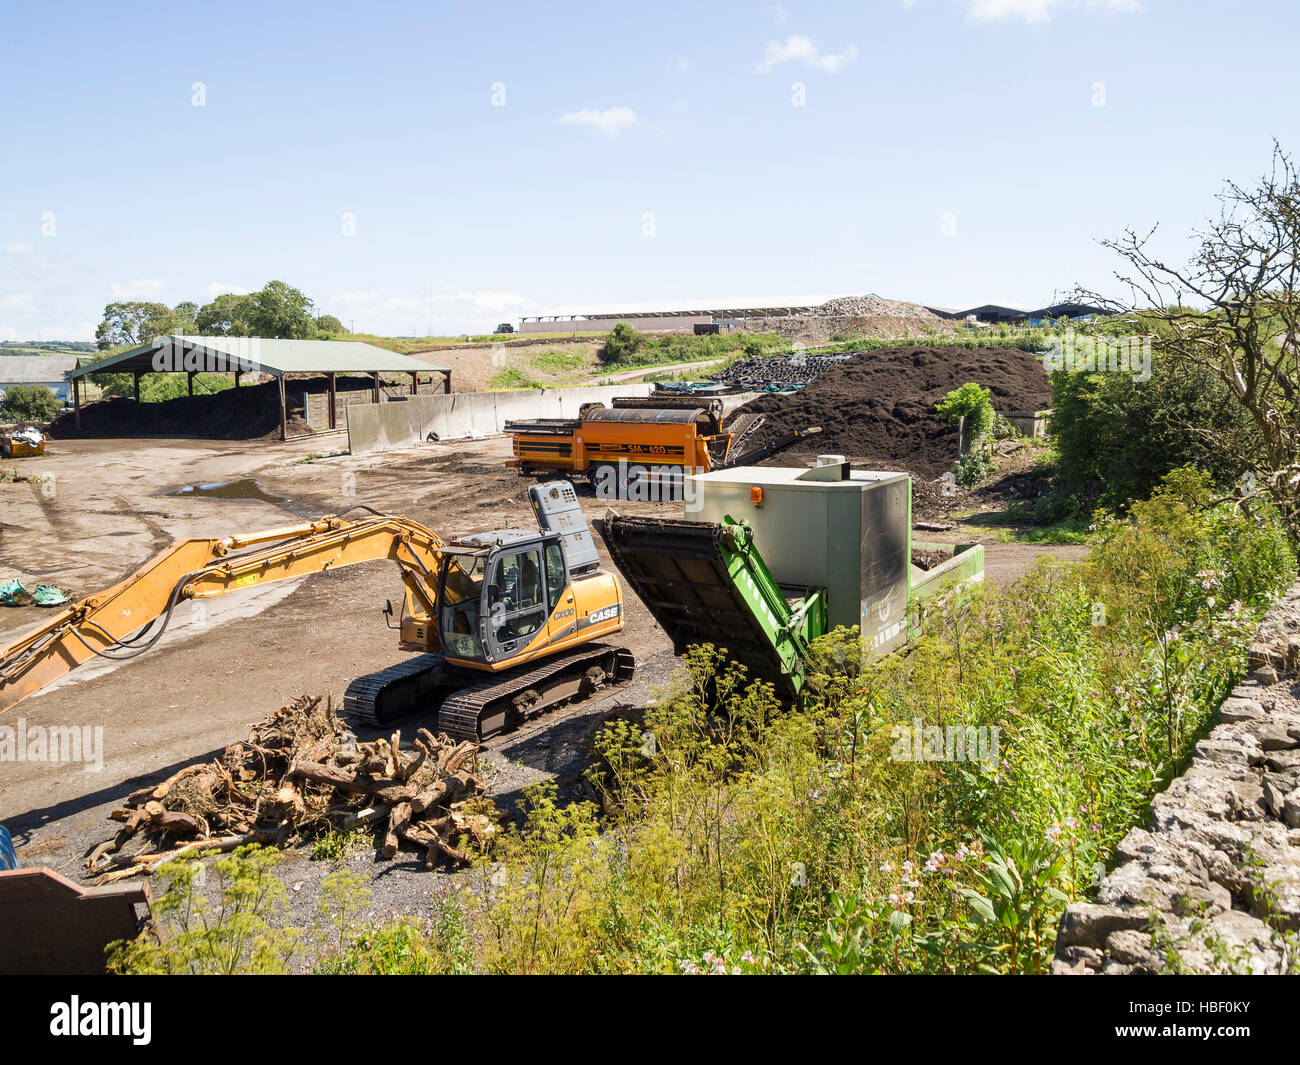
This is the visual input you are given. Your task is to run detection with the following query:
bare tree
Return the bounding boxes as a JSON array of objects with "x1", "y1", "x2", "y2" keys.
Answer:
[{"x1": 1078, "y1": 142, "x2": 1300, "y2": 542}]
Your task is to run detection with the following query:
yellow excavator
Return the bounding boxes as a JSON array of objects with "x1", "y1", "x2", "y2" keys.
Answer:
[{"x1": 0, "y1": 482, "x2": 634, "y2": 740}]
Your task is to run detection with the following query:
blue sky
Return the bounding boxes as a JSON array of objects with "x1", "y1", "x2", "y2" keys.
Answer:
[{"x1": 2, "y1": 0, "x2": 1298, "y2": 339}]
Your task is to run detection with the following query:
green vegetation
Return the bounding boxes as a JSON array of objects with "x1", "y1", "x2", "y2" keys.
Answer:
[
  {"x1": 937, "y1": 383, "x2": 997, "y2": 487},
  {"x1": 95, "y1": 280, "x2": 335, "y2": 350},
  {"x1": 105, "y1": 470, "x2": 1293, "y2": 975},
  {"x1": 490, "y1": 366, "x2": 543, "y2": 390},
  {"x1": 488, "y1": 348, "x2": 593, "y2": 389},
  {"x1": 1049, "y1": 350, "x2": 1251, "y2": 510},
  {"x1": 600, "y1": 321, "x2": 648, "y2": 363},
  {"x1": 809, "y1": 327, "x2": 1055, "y2": 358},
  {"x1": 458, "y1": 469, "x2": 1286, "y2": 974},
  {"x1": 597, "y1": 323, "x2": 784, "y2": 369},
  {"x1": 107, "y1": 845, "x2": 299, "y2": 975},
  {"x1": 0, "y1": 341, "x2": 95, "y2": 356},
  {"x1": 79, "y1": 351, "x2": 237, "y2": 402},
  {"x1": 0, "y1": 383, "x2": 62, "y2": 422},
  {"x1": 937, "y1": 382, "x2": 994, "y2": 440}
]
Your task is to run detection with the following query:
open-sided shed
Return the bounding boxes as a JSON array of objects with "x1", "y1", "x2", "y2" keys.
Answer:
[{"x1": 69, "y1": 336, "x2": 451, "y2": 439}]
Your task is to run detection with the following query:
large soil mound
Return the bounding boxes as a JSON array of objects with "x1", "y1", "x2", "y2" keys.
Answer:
[{"x1": 738, "y1": 345, "x2": 1050, "y2": 477}]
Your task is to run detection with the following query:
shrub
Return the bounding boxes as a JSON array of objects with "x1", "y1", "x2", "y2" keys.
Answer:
[
  {"x1": 1049, "y1": 351, "x2": 1253, "y2": 509},
  {"x1": 600, "y1": 322, "x2": 647, "y2": 363},
  {"x1": 1, "y1": 383, "x2": 61, "y2": 422},
  {"x1": 936, "y1": 382, "x2": 994, "y2": 441},
  {"x1": 107, "y1": 845, "x2": 298, "y2": 975}
]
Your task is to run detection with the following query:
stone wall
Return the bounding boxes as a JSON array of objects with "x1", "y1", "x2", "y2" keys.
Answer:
[{"x1": 1052, "y1": 582, "x2": 1300, "y2": 974}]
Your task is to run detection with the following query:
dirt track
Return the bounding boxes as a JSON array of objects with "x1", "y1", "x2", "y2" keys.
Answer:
[{"x1": 0, "y1": 433, "x2": 1082, "y2": 897}]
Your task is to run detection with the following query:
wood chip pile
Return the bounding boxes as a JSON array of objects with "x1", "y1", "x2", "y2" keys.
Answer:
[{"x1": 88, "y1": 695, "x2": 496, "y2": 881}]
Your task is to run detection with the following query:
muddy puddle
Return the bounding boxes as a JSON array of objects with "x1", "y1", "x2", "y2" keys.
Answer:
[{"x1": 163, "y1": 479, "x2": 286, "y2": 503}]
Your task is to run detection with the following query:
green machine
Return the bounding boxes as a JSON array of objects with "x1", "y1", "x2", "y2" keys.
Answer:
[{"x1": 602, "y1": 460, "x2": 984, "y2": 697}]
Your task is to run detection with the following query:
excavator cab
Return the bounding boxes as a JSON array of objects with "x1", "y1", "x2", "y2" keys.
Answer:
[{"x1": 434, "y1": 528, "x2": 580, "y2": 665}]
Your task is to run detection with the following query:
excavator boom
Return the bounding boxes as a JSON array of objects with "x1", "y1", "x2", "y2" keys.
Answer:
[
  {"x1": 0, "y1": 487, "x2": 635, "y2": 740},
  {"x1": 0, "y1": 510, "x2": 447, "y2": 714}
]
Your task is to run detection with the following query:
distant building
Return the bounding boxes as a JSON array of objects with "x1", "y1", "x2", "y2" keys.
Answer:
[
  {"x1": 519, "y1": 304, "x2": 822, "y2": 335},
  {"x1": 924, "y1": 300, "x2": 1108, "y2": 324},
  {"x1": 0, "y1": 354, "x2": 79, "y2": 401}
]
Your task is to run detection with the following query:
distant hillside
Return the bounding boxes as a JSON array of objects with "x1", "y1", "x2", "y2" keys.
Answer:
[{"x1": 0, "y1": 341, "x2": 96, "y2": 357}]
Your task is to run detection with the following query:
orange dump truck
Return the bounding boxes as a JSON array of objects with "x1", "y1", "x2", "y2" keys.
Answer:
[{"x1": 506, "y1": 406, "x2": 733, "y2": 482}]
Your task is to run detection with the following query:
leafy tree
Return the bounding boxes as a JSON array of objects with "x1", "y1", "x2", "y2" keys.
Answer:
[
  {"x1": 1050, "y1": 352, "x2": 1254, "y2": 507},
  {"x1": 245, "y1": 280, "x2": 316, "y2": 339},
  {"x1": 936, "y1": 382, "x2": 994, "y2": 440},
  {"x1": 1080, "y1": 141, "x2": 1300, "y2": 544},
  {"x1": 195, "y1": 292, "x2": 254, "y2": 336},
  {"x1": 601, "y1": 321, "x2": 647, "y2": 363},
  {"x1": 172, "y1": 301, "x2": 198, "y2": 335},
  {"x1": 315, "y1": 314, "x2": 345, "y2": 335},
  {"x1": 94, "y1": 301, "x2": 176, "y2": 349},
  {"x1": 0, "y1": 383, "x2": 62, "y2": 422}
]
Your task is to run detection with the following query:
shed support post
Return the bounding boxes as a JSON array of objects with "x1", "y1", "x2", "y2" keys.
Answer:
[
  {"x1": 373, "y1": 371, "x2": 380, "y2": 404},
  {"x1": 328, "y1": 372, "x2": 337, "y2": 430},
  {"x1": 187, "y1": 371, "x2": 195, "y2": 397},
  {"x1": 278, "y1": 375, "x2": 287, "y2": 442},
  {"x1": 444, "y1": 370, "x2": 452, "y2": 394},
  {"x1": 410, "y1": 371, "x2": 418, "y2": 396},
  {"x1": 73, "y1": 376, "x2": 81, "y2": 431},
  {"x1": 133, "y1": 373, "x2": 141, "y2": 403}
]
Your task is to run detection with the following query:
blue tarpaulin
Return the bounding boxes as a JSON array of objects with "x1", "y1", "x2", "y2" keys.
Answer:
[{"x1": 0, "y1": 826, "x2": 17, "y2": 870}]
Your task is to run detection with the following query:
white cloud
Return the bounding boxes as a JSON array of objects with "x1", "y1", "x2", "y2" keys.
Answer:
[
  {"x1": 108, "y1": 280, "x2": 165, "y2": 300},
  {"x1": 0, "y1": 292, "x2": 36, "y2": 312},
  {"x1": 964, "y1": 0, "x2": 1139, "y2": 23},
  {"x1": 759, "y1": 36, "x2": 859, "y2": 73},
  {"x1": 559, "y1": 107, "x2": 641, "y2": 138},
  {"x1": 3, "y1": 243, "x2": 33, "y2": 257},
  {"x1": 204, "y1": 282, "x2": 250, "y2": 300}
]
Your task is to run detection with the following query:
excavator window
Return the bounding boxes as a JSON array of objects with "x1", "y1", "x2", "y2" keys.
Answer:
[
  {"x1": 440, "y1": 553, "x2": 488, "y2": 658},
  {"x1": 489, "y1": 548, "x2": 546, "y2": 648},
  {"x1": 544, "y1": 542, "x2": 567, "y2": 610}
]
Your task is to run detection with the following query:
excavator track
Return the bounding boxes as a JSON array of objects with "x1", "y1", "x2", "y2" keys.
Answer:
[
  {"x1": 438, "y1": 643, "x2": 635, "y2": 742},
  {"x1": 344, "y1": 654, "x2": 463, "y2": 727}
]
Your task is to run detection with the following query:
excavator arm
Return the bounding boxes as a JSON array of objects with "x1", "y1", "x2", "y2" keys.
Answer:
[{"x1": 0, "y1": 510, "x2": 448, "y2": 714}]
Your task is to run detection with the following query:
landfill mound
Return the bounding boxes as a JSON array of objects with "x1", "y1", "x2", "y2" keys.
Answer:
[
  {"x1": 739, "y1": 345, "x2": 1050, "y2": 477},
  {"x1": 46, "y1": 377, "x2": 354, "y2": 439},
  {"x1": 733, "y1": 293, "x2": 950, "y2": 343},
  {"x1": 813, "y1": 293, "x2": 943, "y2": 321}
]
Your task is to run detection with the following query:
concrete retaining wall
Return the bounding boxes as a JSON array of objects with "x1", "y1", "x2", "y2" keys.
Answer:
[
  {"x1": 1052, "y1": 581, "x2": 1300, "y2": 975},
  {"x1": 346, "y1": 384, "x2": 654, "y2": 455}
]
